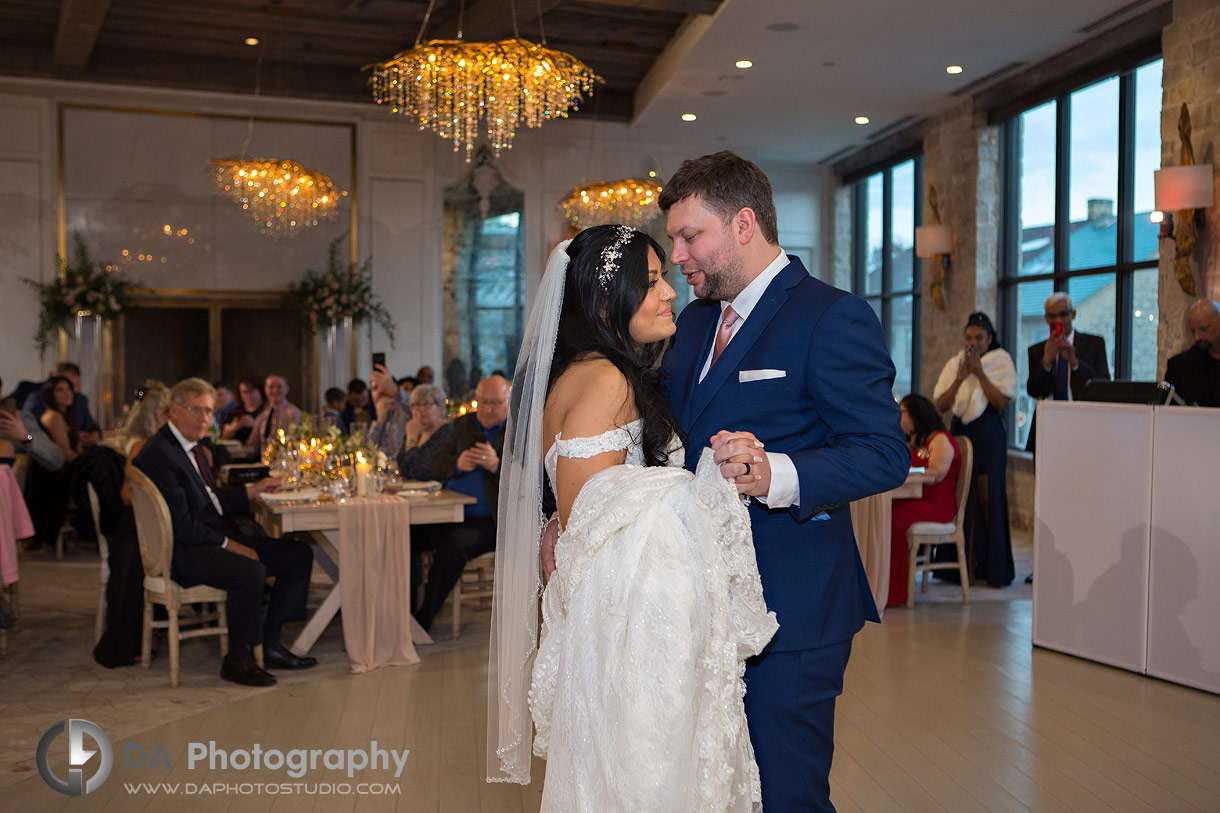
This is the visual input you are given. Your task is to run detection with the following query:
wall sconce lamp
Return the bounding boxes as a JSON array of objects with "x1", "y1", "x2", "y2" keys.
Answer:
[
  {"x1": 915, "y1": 224, "x2": 953, "y2": 269},
  {"x1": 1153, "y1": 164, "x2": 1213, "y2": 239}
]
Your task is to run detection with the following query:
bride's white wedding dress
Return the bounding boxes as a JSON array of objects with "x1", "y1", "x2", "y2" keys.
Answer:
[{"x1": 530, "y1": 419, "x2": 778, "y2": 812}]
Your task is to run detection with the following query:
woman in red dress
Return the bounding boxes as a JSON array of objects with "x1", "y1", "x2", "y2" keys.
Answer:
[{"x1": 887, "y1": 393, "x2": 962, "y2": 607}]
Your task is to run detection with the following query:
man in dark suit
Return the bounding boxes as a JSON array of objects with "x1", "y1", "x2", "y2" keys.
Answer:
[
  {"x1": 658, "y1": 152, "x2": 909, "y2": 812},
  {"x1": 1164, "y1": 299, "x2": 1220, "y2": 407},
  {"x1": 413, "y1": 374, "x2": 508, "y2": 631},
  {"x1": 1025, "y1": 292, "x2": 1111, "y2": 452},
  {"x1": 134, "y1": 377, "x2": 316, "y2": 686}
]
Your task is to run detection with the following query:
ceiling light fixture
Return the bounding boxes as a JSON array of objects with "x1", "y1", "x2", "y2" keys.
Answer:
[
  {"x1": 367, "y1": 0, "x2": 599, "y2": 161},
  {"x1": 558, "y1": 177, "x2": 664, "y2": 229},
  {"x1": 244, "y1": 37, "x2": 260, "y2": 46},
  {"x1": 946, "y1": 65, "x2": 963, "y2": 74},
  {"x1": 682, "y1": 113, "x2": 697, "y2": 121},
  {"x1": 854, "y1": 116, "x2": 870, "y2": 125},
  {"x1": 735, "y1": 60, "x2": 753, "y2": 69},
  {"x1": 209, "y1": 44, "x2": 346, "y2": 235}
]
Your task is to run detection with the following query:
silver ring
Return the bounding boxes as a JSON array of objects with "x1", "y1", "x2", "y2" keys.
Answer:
[{"x1": 742, "y1": 462, "x2": 751, "y2": 476}]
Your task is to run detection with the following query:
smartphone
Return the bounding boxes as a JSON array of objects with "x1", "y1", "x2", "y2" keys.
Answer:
[
  {"x1": 0, "y1": 397, "x2": 16, "y2": 415},
  {"x1": 964, "y1": 345, "x2": 976, "y2": 358},
  {"x1": 372, "y1": 351, "x2": 386, "y2": 370},
  {"x1": 1050, "y1": 322, "x2": 1065, "y2": 339},
  {"x1": 472, "y1": 428, "x2": 487, "y2": 446}
]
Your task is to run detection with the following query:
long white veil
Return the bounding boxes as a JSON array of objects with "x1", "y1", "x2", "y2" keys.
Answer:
[{"x1": 486, "y1": 239, "x2": 572, "y2": 784}]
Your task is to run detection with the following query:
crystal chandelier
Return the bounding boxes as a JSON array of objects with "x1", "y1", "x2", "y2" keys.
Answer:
[
  {"x1": 209, "y1": 158, "x2": 346, "y2": 235},
  {"x1": 558, "y1": 178, "x2": 664, "y2": 229},
  {"x1": 367, "y1": 1, "x2": 599, "y2": 160}
]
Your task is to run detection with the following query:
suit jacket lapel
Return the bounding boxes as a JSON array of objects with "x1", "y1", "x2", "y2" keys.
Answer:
[
  {"x1": 678, "y1": 306, "x2": 720, "y2": 428},
  {"x1": 688, "y1": 260, "x2": 802, "y2": 426}
]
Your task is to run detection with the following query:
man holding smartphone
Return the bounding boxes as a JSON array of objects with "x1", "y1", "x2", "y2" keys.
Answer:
[
  {"x1": 412, "y1": 374, "x2": 509, "y2": 631},
  {"x1": 1025, "y1": 292, "x2": 1110, "y2": 452}
]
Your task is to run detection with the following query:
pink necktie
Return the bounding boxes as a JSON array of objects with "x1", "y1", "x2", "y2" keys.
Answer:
[{"x1": 711, "y1": 305, "x2": 739, "y2": 367}]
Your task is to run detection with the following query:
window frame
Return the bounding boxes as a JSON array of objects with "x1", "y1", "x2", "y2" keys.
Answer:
[
  {"x1": 849, "y1": 155, "x2": 924, "y2": 397},
  {"x1": 1000, "y1": 56, "x2": 1162, "y2": 447}
]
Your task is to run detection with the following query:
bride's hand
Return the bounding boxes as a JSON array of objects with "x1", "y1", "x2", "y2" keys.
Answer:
[
  {"x1": 710, "y1": 430, "x2": 769, "y2": 497},
  {"x1": 540, "y1": 517, "x2": 559, "y2": 582}
]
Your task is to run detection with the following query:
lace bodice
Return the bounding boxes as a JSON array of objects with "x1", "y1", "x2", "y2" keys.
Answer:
[{"x1": 544, "y1": 418, "x2": 684, "y2": 498}]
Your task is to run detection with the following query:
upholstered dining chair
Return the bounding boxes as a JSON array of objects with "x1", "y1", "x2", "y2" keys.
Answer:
[
  {"x1": 125, "y1": 465, "x2": 228, "y2": 687},
  {"x1": 84, "y1": 483, "x2": 110, "y2": 645},
  {"x1": 451, "y1": 551, "x2": 495, "y2": 639},
  {"x1": 906, "y1": 435, "x2": 973, "y2": 608}
]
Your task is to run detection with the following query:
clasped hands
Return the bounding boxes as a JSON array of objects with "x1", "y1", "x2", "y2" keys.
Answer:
[
  {"x1": 1041, "y1": 335, "x2": 1078, "y2": 370},
  {"x1": 457, "y1": 441, "x2": 499, "y2": 473},
  {"x1": 224, "y1": 477, "x2": 282, "y2": 562}
]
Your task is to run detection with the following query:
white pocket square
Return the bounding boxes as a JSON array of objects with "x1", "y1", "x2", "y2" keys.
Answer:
[{"x1": 739, "y1": 369, "x2": 786, "y2": 382}]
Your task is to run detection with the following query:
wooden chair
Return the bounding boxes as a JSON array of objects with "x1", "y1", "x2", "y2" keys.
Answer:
[
  {"x1": 126, "y1": 465, "x2": 229, "y2": 687},
  {"x1": 84, "y1": 483, "x2": 110, "y2": 645},
  {"x1": 906, "y1": 435, "x2": 973, "y2": 608},
  {"x1": 451, "y1": 551, "x2": 495, "y2": 639}
]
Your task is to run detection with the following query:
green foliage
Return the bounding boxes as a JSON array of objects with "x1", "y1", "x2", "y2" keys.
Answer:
[{"x1": 287, "y1": 235, "x2": 395, "y2": 345}]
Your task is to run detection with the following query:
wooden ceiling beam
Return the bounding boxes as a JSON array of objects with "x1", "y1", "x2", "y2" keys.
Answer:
[
  {"x1": 53, "y1": 0, "x2": 113, "y2": 68},
  {"x1": 427, "y1": 0, "x2": 568, "y2": 41}
]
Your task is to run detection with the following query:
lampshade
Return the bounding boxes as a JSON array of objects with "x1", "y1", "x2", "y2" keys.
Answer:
[
  {"x1": 915, "y1": 224, "x2": 952, "y2": 257},
  {"x1": 1154, "y1": 165, "x2": 1214, "y2": 211}
]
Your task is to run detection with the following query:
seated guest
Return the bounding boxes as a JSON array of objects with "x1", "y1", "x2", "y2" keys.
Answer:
[
  {"x1": 23, "y1": 376, "x2": 83, "y2": 550},
  {"x1": 246, "y1": 374, "x2": 302, "y2": 452},
  {"x1": 85, "y1": 381, "x2": 170, "y2": 667},
  {"x1": 213, "y1": 381, "x2": 238, "y2": 432},
  {"x1": 415, "y1": 365, "x2": 435, "y2": 385},
  {"x1": 1164, "y1": 299, "x2": 1220, "y2": 407},
  {"x1": 220, "y1": 372, "x2": 265, "y2": 445},
  {"x1": 368, "y1": 364, "x2": 408, "y2": 457},
  {"x1": 134, "y1": 378, "x2": 316, "y2": 686},
  {"x1": 396, "y1": 384, "x2": 451, "y2": 480},
  {"x1": 0, "y1": 376, "x2": 65, "y2": 473},
  {"x1": 887, "y1": 394, "x2": 963, "y2": 607},
  {"x1": 414, "y1": 375, "x2": 508, "y2": 631},
  {"x1": 21, "y1": 362, "x2": 101, "y2": 443},
  {"x1": 322, "y1": 387, "x2": 346, "y2": 428},
  {"x1": 398, "y1": 377, "x2": 417, "y2": 400},
  {"x1": 340, "y1": 378, "x2": 374, "y2": 433}
]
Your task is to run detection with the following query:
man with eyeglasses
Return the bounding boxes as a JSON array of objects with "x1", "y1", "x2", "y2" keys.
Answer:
[
  {"x1": 411, "y1": 375, "x2": 510, "y2": 631},
  {"x1": 134, "y1": 378, "x2": 317, "y2": 686},
  {"x1": 1025, "y1": 292, "x2": 1110, "y2": 452}
]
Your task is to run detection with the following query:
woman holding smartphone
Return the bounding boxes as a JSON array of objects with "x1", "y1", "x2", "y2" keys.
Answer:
[{"x1": 932, "y1": 312, "x2": 1017, "y2": 588}]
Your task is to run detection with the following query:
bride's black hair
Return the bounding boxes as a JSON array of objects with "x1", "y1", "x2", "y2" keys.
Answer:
[{"x1": 548, "y1": 224, "x2": 685, "y2": 467}]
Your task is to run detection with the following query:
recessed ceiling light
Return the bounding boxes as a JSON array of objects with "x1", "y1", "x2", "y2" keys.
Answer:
[
  {"x1": 648, "y1": 170, "x2": 658, "y2": 178},
  {"x1": 946, "y1": 65, "x2": 963, "y2": 74},
  {"x1": 245, "y1": 37, "x2": 260, "y2": 46},
  {"x1": 855, "y1": 116, "x2": 870, "y2": 125},
  {"x1": 735, "y1": 60, "x2": 752, "y2": 69},
  {"x1": 681, "y1": 113, "x2": 697, "y2": 122}
]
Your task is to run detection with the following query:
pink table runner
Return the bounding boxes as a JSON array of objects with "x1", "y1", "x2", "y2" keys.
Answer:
[{"x1": 337, "y1": 495, "x2": 419, "y2": 673}]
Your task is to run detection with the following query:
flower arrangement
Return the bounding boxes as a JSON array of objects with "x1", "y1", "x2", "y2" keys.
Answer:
[
  {"x1": 287, "y1": 235, "x2": 395, "y2": 344},
  {"x1": 22, "y1": 235, "x2": 141, "y2": 352}
]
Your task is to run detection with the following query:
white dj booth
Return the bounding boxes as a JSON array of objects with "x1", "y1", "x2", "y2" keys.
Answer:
[{"x1": 1032, "y1": 400, "x2": 1220, "y2": 695}]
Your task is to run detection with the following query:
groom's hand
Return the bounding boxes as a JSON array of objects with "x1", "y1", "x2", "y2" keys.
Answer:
[{"x1": 711, "y1": 430, "x2": 770, "y2": 497}]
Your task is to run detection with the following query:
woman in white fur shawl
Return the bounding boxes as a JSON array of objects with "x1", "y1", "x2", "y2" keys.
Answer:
[{"x1": 932, "y1": 311, "x2": 1017, "y2": 587}]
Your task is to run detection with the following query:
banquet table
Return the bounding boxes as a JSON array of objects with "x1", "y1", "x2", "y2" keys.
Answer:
[
  {"x1": 253, "y1": 488, "x2": 475, "y2": 671},
  {"x1": 850, "y1": 470, "x2": 929, "y2": 619}
]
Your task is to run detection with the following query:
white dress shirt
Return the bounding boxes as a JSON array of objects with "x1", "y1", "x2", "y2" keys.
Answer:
[{"x1": 697, "y1": 249, "x2": 801, "y2": 508}]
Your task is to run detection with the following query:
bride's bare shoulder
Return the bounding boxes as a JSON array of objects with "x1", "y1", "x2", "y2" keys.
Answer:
[{"x1": 547, "y1": 358, "x2": 634, "y2": 432}]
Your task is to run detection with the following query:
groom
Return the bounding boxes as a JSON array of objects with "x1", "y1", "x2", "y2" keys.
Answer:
[{"x1": 658, "y1": 151, "x2": 908, "y2": 812}]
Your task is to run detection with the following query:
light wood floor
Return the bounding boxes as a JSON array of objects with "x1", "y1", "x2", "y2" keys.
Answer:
[{"x1": 5, "y1": 594, "x2": 1218, "y2": 812}]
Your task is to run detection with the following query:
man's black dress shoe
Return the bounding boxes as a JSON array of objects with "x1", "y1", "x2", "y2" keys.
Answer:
[
  {"x1": 264, "y1": 645, "x2": 318, "y2": 670},
  {"x1": 221, "y1": 657, "x2": 277, "y2": 687}
]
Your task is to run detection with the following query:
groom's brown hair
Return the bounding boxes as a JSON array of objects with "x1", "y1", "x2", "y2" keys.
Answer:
[{"x1": 658, "y1": 150, "x2": 779, "y2": 245}]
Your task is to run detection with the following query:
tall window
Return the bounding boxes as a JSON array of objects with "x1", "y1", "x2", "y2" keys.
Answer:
[
  {"x1": 851, "y1": 156, "x2": 922, "y2": 398},
  {"x1": 1001, "y1": 58, "x2": 1162, "y2": 448}
]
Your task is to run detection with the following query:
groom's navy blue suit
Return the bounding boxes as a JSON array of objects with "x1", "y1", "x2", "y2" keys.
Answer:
[{"x1": 662, "y1": 256, "x2": 908, "y2": 811}]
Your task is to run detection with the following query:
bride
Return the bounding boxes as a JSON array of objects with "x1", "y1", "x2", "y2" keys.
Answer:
[{"x1": 488, "y1": 224, "x2": 778, "y2": 811}]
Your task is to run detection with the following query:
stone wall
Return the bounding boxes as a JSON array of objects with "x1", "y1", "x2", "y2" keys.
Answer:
[{"x1": 1158, "y1": 0, "x2": 1220, "y2": 372}]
